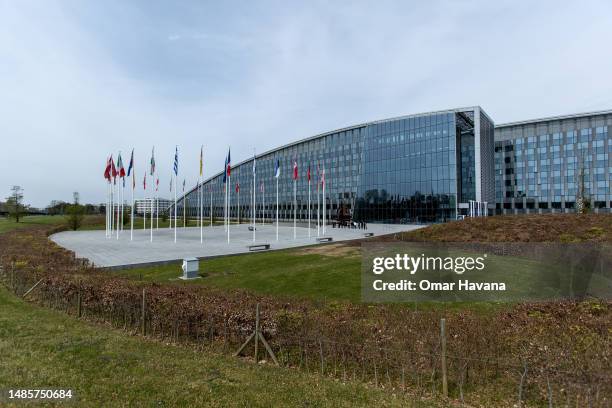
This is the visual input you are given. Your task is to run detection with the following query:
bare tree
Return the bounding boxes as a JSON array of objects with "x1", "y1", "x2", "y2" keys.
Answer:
[
  {"x1": 6, "y1": 186, "x2": 24, "y2": 222},
  {"x1": 576, "y1": 153, "x2": 590, "y2": 214}
]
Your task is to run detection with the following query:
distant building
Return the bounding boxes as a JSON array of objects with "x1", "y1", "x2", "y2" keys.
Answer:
[{"x1": 134, "y1": 198, "x2": 172, "y2": 216}]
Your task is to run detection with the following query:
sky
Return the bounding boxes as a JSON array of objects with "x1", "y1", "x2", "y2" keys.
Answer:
[{"x1": 2, "y1": 0, "x2": 612, "y2": 208}]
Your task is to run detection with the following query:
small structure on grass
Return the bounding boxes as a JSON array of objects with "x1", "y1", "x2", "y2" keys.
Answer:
[{"x1": 180, "y1": 257, "x2": 200, "y2": 280}]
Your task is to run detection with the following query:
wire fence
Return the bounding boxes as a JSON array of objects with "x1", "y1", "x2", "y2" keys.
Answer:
[{"x1": 2, "y1": 263, "x2": 610, "y2": 407}]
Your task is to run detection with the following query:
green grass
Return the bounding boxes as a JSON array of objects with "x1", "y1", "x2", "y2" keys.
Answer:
[
  {"x1": 0, "y1": 215, "x2": 67, "y2": 233},
  {"x1": 116, "y1": 243, "x2": 581, "y2": 312},
  {"x1": 0, "y1": 286, "x2": 428, "y2": 407},
  {"x1": 119, "y1": 248, "x2": 363, "y2": 302}
]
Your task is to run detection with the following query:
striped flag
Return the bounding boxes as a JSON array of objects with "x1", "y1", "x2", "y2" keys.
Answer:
[
  {"x1": 236, "y1": 183, "x2": 240, "y2": 193},
  {"x1": 173, "y1": 146, "x2": 178, "y2": 176},
  {"x1": 274, "y1": 159, "x2": 280, "y2": 178},
  {"x1": 117, "y1": 153, "x2": 126, "y2": 178},
  {"x1": 293, "y1": 160, "x2": 298, "y2": 180},
  {"x1": 104, "y1": 156, "x2": 112, "y2": 181},
  {"x1": 226, "y1": 148, "x2": 231, "y2": 177}
]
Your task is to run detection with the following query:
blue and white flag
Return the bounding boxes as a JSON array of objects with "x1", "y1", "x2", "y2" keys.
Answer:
[
  {"x1": 274, "y1": 158, "x2": 281, "y2": 178},
  {"x1": 252, "y1": 152, "x2": 256, "y2": 175},
  {"x1": 173, "y1": 146, "x2": 179, "y2": 176}
]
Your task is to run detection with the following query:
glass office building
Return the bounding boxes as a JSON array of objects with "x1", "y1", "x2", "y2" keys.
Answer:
[
  {"x1": 495, "y1": 110, "x2": 612, "y2": 214},
  {"x1": 175, "y1": 106, "x2": 496, "y2": 224}
]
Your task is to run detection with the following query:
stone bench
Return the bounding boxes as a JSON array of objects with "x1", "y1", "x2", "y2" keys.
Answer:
[{"x1": 248, "y1": 243, "x2": 270, "y2": 251}]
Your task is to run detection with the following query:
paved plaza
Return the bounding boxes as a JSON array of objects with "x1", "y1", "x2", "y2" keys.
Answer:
[{"x1": 50, "y1": 223, "x2": 424, "y2": 268}]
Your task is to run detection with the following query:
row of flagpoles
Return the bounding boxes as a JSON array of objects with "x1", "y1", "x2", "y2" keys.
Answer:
[{"x1": 103, "y1": 146, "x2": 328, "y2": 244}]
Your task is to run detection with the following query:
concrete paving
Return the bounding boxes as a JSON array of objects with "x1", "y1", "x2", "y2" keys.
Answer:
[{"x1": 50, "y1": 223, "x2": 424, "y2": 268}]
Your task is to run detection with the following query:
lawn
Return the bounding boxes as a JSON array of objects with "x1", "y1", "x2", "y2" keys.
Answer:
[
  {"x1": 115, "y1": 241, "x2": 582, "y2": 307},
  {"x1": 117, "y1": 245, "x2": 363, "y2": 302},
  {"x1": 0, "y1": 215, "x2": 67, "y2": 233},
  {"x1": 0, "y1": 286, "x2": 429, "y2": 407}
]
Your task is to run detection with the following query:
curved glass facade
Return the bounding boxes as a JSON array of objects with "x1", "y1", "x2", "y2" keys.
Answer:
[{"x1": 174, "y1": 106, "x2": 496, "y2": 224}]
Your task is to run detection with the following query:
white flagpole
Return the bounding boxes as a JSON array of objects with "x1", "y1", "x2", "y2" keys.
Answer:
[
  {"x1": 237, "y1": 186, "x2": 240, "y2": 224},
  {"x1": 210, "y1": 186, "x2": 212, "y2": 227},
  {"x1": 150, "y1": 194, "x2": 153, "y2": 242},
  {"x1": 322, "y1": 169, "x2": 326, "y2": 235},
  {"x1": 200, "y1": 180, "x2": 203, "y2": 243},
  {"x1": 308, "y1": 175, "x2": 311, "y2": 238},
  {"x1": 317, "y1": 173, "x2": 320, "y2": 237},
  {"x1": 116, "y1": 180, "x2": 120, "y2": 240},
  {"x1": 156, "y1": 195, "x2": 159, "y2": 229},
  {"x1": 174, "y1": 177, "x2": 177, "y2": 243},
  {"x1": 169, "y1": 179, "x2": 172, "y2": 230},
  {"x1": 121, "y1": 181, "x2": 125, "y2": 232},
  {"x1": 110, "y1": 181, "x2": 114, "y2": 237},
  {"x1": 106, "y1": 181, "x2": 109, "y2": 238},
  {"x1": 262, "y1": 183, "x2": 265, "y2": 226},
  {"x1": 227, "y1": 174, "x2": 231, "y2": 243},
  {"x1": 130, "y1": 176, "x2": 134, "y2": 241},
  {"x1": 276, "y1": 176, "x2": 279, "y2": 241},
  {"x1": 293, "y1": 179, "x2": 297, "y2": 239},
  {"x1": 252, "y1": 164, "x2": 256, "y2": 242},
  {"x1": 143, "y1": 193, "x2": 146, "y2": 231}
]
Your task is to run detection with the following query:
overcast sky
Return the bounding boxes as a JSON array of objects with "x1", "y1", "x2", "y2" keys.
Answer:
[{"x1": 2, "y1": 1, "x2": 612, "y2": 207}]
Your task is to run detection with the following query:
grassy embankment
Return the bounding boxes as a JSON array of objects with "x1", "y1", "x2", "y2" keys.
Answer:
[
  {"x1": 0, "y1": 285, "x2": 432, "y2": 407},
  {"x1": 116, "y1": 214, "x2": 612, "y2": 304}
]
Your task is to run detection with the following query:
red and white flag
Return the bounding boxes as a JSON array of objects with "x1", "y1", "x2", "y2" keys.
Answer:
[
  {"x1": 293, "y1": 160, "x2": 298, "y2": 180},
  {"x1": 143, "y1": 173, "x2": 147, "y2": 190},
  {"x1": 104, "y1": 156, "x2": 112, "y2": 181}
]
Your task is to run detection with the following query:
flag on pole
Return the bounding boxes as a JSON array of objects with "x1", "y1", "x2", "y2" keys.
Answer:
[
  {"x1": 307, "y1": 165, "x2": 311, "y2": 182},
  {"x1": 117, "y1": 153, "x2": 126, "y2": 178},
  {"x1": 252, "y1": 154, "x2": 256, "y2": 175},
  {"x1": 226, "y1": 148, "x2": 231, "y2": 177},
  {"x1": 104, "y1": 156, "x2": 112, "y2": 181},
  {"x1": 143, "y1": 173, "x2": 147, "y2": 190},
  {"x1": 150, "y1": 147, "x2": 156, "y2": 175},
  {"x1": 275, "y1": 159, "x2": 281, "y2": 178},
  {"x1": 223, "y1": 155, "x2": 228, "y2": 184},
  {"x1": 127, "y1": 149, "x2": 134, "y2": 177},
  {"x1": 173, "y1": 146, "x2": 179, "y2": 176},
  {"x1": 169, "y1": 178, "x2": 173, "y2": 192},
  {"x1": 260, "y1": 182, "x2": 264, "y2": 193},
  {"x1": 111, "y1": 156, "x2": 118, "y2": 183},
  {"x1": 156, "y1": 177, "x2": 159, "y2": 191},
  {"x1": 182, "y1": 178, "x2": 186, "y2": 192},
  {"x1": 293, "y1": 160, "x2": 298, "y2": 180},
  {"x1": 199, "y1": 145, "x2": 203, "y2": 177},
  {"x1": 236, "y1": 183, "x2": 240, "y2": 193}
]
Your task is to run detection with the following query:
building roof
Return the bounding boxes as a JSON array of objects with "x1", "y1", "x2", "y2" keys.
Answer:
[{"x1": 495, "y1": 109, "x2": 612, "y2": 128}]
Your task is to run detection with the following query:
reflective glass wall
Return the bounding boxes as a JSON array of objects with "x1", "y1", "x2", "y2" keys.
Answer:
[
  {"x1": 494, "y1": 112, "x2": 612, "y2": 213},
  {"x1": 354, "y1": 112, "x2": 458, "y2": 223}
]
